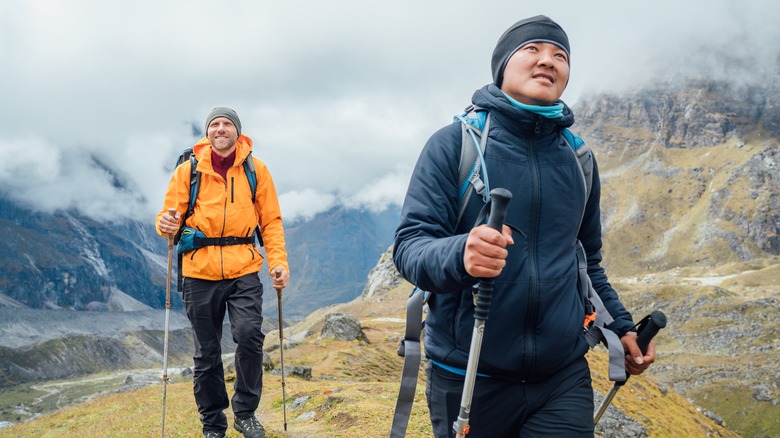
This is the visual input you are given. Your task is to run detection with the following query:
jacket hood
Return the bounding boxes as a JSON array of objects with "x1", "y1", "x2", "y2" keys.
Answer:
[
  {"x1": 192, "y1": 134, "x2": 254, "y2": 167},
  {"x1": 472, "y1": 84, "x2": 574, "y2": 138}
]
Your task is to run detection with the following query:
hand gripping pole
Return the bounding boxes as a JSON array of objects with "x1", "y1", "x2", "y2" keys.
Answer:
[
  {"x1": 453, "y1": 188, "x2": 512, "y2": 438},
  {"x1": 593, "y1": 310, "x2": 667, "y2": 425}
]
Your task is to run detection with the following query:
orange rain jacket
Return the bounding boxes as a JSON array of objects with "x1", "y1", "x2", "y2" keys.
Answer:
[{"x1": 156, "y1": 135, "x2": 288, "y2": 281}]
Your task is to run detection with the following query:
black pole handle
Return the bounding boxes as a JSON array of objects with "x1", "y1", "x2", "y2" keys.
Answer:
[
  {"x1": 635, "y1": 310, "x2": 667, "y2": 355},
  {"x1": 485, "y1": 188, "x2": 512, "y2": 231},
  {"x1": 473, "y1": 188, "x2": 512, "y2": 322},
  {"x1": 613, "y1": 310, "x2": 667, "y2": 387}
]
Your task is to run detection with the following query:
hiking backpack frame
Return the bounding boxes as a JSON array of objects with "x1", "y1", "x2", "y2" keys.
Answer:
[{"x1": 390, "y1": 105, "x2": 625, "y2": 437}]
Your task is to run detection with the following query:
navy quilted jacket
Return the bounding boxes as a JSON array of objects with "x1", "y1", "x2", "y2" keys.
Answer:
[{"x1": 393, "y1": 84, "x2": 635, "y2": 382}]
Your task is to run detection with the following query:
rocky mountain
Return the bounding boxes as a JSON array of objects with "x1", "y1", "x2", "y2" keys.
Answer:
[
  {"x1": 262, "y1": 204, "x2": 401, "y2": 319},
  {"x1": 574, "y1": 80, "x2": 779, "y2": 275},
  {"x1": 0, "y1": 197, "x2": 174, "y2": 310},
  {"x1": 0, "y1": 197, "x2": 399, "y2": 318}
]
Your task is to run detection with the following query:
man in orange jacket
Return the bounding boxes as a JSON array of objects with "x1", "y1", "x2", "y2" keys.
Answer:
[{"x1": 157, "y1": 107, "x2": 289, "y2": 438}]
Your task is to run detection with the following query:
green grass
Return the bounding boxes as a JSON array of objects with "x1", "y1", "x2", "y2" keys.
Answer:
[{"x1": 689, "y1": 379, "x2": 780, "y2": 438}]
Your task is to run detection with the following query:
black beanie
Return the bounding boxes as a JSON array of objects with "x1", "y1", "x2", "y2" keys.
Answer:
[
  {"x1": 491, "y1": 15, "x2": 570, "y2": 87},
  {"x1": 205, "y1": 107, "x2": 242, "y2": 137}
]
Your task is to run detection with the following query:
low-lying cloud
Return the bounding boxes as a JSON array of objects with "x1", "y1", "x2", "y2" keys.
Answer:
[{"x1": 0, "y1": 0, "x2": 777, "y2": 223}]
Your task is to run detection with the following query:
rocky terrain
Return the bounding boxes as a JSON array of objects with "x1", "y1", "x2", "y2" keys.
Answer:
[{"x1": 0, "y1": 251, "x2": 754, "y2": 437}]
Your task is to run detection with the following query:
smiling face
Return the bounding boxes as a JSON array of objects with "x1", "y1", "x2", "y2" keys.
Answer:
[
  {"x1": 207, "y1": 117, "x2": 239, "y2": 157},
  {"x1": 500, "y1": 42, "x2": 570, "y2": 106}
]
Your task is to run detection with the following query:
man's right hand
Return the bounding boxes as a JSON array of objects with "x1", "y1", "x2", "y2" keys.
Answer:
[
  {"x1": 463, "y1": 224, "x2": 514, "y2": 278},
  {"x1": 159, "y1": 210, "x2": 181, "y2": 236}
]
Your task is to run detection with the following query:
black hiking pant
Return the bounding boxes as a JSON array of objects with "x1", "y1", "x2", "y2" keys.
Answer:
[
  {"x1": 426, "y1": 356, "x2": 594, "y2": 437},
  {"x1": 183, "y1": 273, "x2": 265, "y2": 434}
]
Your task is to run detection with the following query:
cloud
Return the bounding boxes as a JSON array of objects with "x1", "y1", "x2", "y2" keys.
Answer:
[
  {"x1": 343, "y1": 170, "x2": 412, "y2": 213},
  {"x1": 0, "y1": 0, "x2": 777, "y2": 223},
  {"x1": 279, "y1": 189, "x2": 337, "y2": 223},
  {"x1": 0, "y1": 137, "x2": 148, "y2": 221}
]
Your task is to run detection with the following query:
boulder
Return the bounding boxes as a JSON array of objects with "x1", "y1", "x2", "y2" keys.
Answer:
[{"x1": 320, "y1": 312, "x2": 368, "y2": 342}]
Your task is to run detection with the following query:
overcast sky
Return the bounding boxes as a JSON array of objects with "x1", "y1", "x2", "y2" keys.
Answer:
[{"x1": 1, "y1": 0, "x2": 777, "y2": 223}]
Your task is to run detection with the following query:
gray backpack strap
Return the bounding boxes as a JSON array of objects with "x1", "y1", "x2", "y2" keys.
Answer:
[
  {"x1": 577, "y1": 241, "x2": 627, "y2": 382},
  {"x1": 391, "y1": 106, "x2": 492, "y2": 435},
  {"x1": 561, "y1": 129, "x2": 593, "y2": 200},
  {"x1": 563, "y1": 130, "x2": 594, "y2": 244},
  {"x1": 567, "y1": 133, "x2": 625, "y2": 382},
  {"x1": 391, "y1": 288, "x2": 428, "y2": 438},
  {"x1": 575, "y1": 145, "x2": 593, "y2": 200},
  {"x1": 455, "y1": 107, "x2": 491, "y2": 229}
]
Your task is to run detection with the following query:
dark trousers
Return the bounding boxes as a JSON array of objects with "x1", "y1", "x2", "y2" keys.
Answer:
[
  {"x1": 183, "y1": 273, "x2": 265, "y2": 433},
  {"x1": 426, "y1": 356, "x2": 594, "y2": 438}
]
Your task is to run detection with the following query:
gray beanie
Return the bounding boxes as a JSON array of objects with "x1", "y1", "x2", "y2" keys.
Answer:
[
  {"x1": 205, "y1": 107, "x2": 242, "y2": 137},
  {"x1": 491, "y1": 15, "x2": 570, "y2": 87}
]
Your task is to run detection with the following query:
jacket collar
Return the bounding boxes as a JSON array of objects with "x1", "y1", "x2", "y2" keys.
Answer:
[
  {"x1": 471, "y1": 84, "x2": 574, "y2": 139},
  {"x1": 191, "y1": 135, "x2": 253, "y2": 173}
]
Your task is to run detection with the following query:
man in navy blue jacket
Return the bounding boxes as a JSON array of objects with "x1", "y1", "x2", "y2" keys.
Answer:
[{"x1": 393, "y1": 15, "x2": 656, "y2": 437}]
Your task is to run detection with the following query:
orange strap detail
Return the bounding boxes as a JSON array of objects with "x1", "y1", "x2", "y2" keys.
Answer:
[{"x1": 583, "y1": 312, "x2": 597, "y2": 329}]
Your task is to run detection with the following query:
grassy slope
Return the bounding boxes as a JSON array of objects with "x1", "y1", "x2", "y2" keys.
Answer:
[
  {"x1": 2, "y1": 281, "x2": 744, "y2": 438},
  {"x1": 613, "y1": 262, "x2": 780, "y2": 438}
]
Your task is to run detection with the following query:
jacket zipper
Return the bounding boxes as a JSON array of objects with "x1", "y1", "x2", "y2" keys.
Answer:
[
  {"x1": 523, "y1": 120, "x2": 542, "y2": 377},
  {"x1": 219, "y1": 179, "x2": 230, "y2": 280}
]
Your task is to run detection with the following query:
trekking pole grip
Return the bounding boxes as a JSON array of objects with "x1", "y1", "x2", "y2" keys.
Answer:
[
  {"x1": 485, "y1": 188, "x2": 512, "y2": 231},
  {"x1": 167, "y1": 208, "x2": 177, "y2": 240},
  {"x1": 473, "y1": 188, "x2": 512, "y2": 322},
  {"x1": 636, "y1": 310, "x2": 667, "y2": 355}
]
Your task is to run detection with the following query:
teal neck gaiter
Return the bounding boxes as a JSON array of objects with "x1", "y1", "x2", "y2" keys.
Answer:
[{"x1": 502, "y1": 91, "x2": 564, "y2": 119}]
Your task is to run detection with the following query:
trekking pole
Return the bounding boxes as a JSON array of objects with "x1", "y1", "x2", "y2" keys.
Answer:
[
  {"x1": 274, "y1": 268, "x2": 288, "y2": 431},
  {"x1": 594, "y1": 310, "x2": 667, "y2": 426},
  {"x1": 453, "y1": 188, "x2": 512, "y2": 438},
  {"x1": 161, "y1": 208, "x2": 176, "y2": 438}
]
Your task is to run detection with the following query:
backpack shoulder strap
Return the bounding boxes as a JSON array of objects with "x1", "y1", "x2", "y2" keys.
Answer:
[
  {"x1": 562, "y1": 129, "x2": 594, "y2": 241},
  {"x1": 241, "y1": 151, "x2": 264, "y2": 247},
  {"x1": 170, "y1": 147, "x2": 200, "y2": 235},
  {"x1": 187, "y1": 153, "x2": 200, "y2": 219},
  {"x1": 564, "y1": 132, "x2": 622, "y2": 382},
  {"x1": 390, "y1": 287, "x2": 428, "y2": 438},
  {"x1": 392, "y1": 105, "x2": 492, "y2": 436},
  {"x1": 173, "y1": 147, "x2": 199, "y2": 294},
  {"x1": 454, "y1": 105, "x2": 491, "y2": 229},
  {"x1": 562, "y1": 128, "x2": 593, "y2": 200},
  {"x1": 242, "y1": 151, "x2": 258, "y2": 204}
]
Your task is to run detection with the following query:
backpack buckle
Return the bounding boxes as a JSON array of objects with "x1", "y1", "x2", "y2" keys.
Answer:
[{"x1": 583, "y1": 312, "x2": 597, "y2": 330}]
